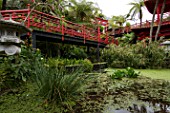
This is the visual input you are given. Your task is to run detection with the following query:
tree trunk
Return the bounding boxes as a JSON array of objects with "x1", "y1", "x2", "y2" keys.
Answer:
[
  {"x1": 155, "y1": 0, "x2": 166, "y2": 41},
  {"x1": 2, "y1": 0, "x2": 7, "y2": 10},
  {"x1": 149, "y1": 0, "x2": 160, "y2": 43},
  {"x1": 140, "y1": 9, "x2": 142, "y2": 28},
  {"x1": 140, "y1": 18, "x2": 142, "y2": 28}
]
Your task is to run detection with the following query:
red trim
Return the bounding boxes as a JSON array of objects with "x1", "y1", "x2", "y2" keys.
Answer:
[
  {"x1": 157, "y1": 6, "x2": 160, "y2": 24},
  {"x1": 0, "y1": 9, "x2": 110, "y2": 44}
]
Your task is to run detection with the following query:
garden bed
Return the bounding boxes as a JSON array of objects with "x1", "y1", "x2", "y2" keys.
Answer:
[
  {"x1": 93, "y1": 62, "x2": 107, "y2": 71},
  {"x1": 65, "y1": 62, "x2": 107, "y2": 72}
]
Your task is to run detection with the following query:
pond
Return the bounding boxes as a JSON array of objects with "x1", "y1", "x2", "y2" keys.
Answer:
[
  {"x1": 105, "y1": 101, "x2": 170, "y2": 113},
  {"x1": 76, "y1": 73, "x2": 170, "y2": 113}
]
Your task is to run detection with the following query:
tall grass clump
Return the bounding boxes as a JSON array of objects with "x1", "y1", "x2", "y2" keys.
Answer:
[{"x1": 33, "y1": 61, "x2": 89, "y2": 111}]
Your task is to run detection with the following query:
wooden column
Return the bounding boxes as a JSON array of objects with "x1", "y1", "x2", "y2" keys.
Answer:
[
  {"x1": 32, "y1": 33, "x2": 36, "y2": 49},
  {"x1": 157, "y1": 6, "x2": 161, "y2": 24}
]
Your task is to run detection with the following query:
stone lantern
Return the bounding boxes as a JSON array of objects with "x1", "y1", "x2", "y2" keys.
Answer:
[
  {"x1": 0, "y1": 15, "x2": 30, "y2": 55},
  {"x1": 161, "y1": 40, "x2": 170, "y2": 52}
]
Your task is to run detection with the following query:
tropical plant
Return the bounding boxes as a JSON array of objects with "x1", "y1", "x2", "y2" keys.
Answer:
[
  {"x1": 109, "y1": 15, "x2": 126, "y2": 28},
  {"x1": 62, "y1": 45, "x2": 87, "y2": 59},
  {"x1": 67, "y1": 0, "x2": 101, "y2": 24},
  {"x1": 111, "y1": 67, "x2": 140, "y2": 80},
  {"x1": 0, "y1": 46, "x2": 43, "y2": 90},
  {"x1": 47, "y1": 58, "x2": 93, "y2": 72},
  {"x1": 33, "y1": 0, "x2": 70, "y2": 17},
  {"x1": 0, "y1": 0, "x2": 2, "y2": 9},
  {"x1": 121, "y1": 32, "x2": 136, "y2": 44},
  {"x1": 125, "y1": 67, "x2": 140, "y2": 78},
  {"x1": 111, "y1": 70, "x2": 126, "y2": 79},
  {"x1": 102, "y1": 42, "x2": 166, "y2": 69},
  {"x1": 34, "y1": 60, "x2": 89, "y2": 111},
  {"x1": 126, "y1": 22, "x2": 131, "y2": 27},
  {"x1": 127, "y1": 0, "x2": 145, "y2": 27},
  {"x1": 109, "y1": 15, "x2": 126, "y2": 36}
]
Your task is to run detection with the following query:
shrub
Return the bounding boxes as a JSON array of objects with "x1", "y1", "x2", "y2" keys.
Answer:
[
  {"x1": 61, "y1": 45, "x2": 87, "y2": 59},
  {"x1": 47, "y1": 58, "x2": 93, "y2": 72},
  {"x1": 81, "y1": 59, "x2": 93, "y2": 72},
  {"x1": 0, "y1": 46, "x2": 43, "y2": 90},
  {"x1": 102, "y1": 42, "x2": 166, "y2": 69}
]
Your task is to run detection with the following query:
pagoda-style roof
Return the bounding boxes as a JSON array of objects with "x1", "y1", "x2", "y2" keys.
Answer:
[
  {"x1": 0, "y1": 18, "x2": 31, "y2": 33},
  {"x1": 144, "y1": 0, "x2": 170, "y2": 14}
]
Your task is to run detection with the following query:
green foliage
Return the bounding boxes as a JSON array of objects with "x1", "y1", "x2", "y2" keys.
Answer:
[
  {"x1": 129, "y1": 77, "x2": 170, "y2": 104},
  {"x1": 34, "y1": 61, "x2": 89, "y2": 111},
  {"x1": 102, "y1": 42, "x2": 167, "y2": 69},
  {"x1": 0, "y1": 46, "x2": 42, "y2": 90},
  {"x1": 111, "y1": 70, "x2": 126, "y2": 79},
  {"x1": 126, "y1": 22, "x2": 131, "y2": 27},
  {"x1": 0, "y1": 0, "x2": 2, "y2": 9},
  {"x1": 81, "y1": 59, "x2": 93, "y2": 72},
  {"x1": 38, "y1": 43, "x2": 87, "y2": 59},
  {"x1": 109, "y1": 15, "x2": 126, "y2": 27},
  {"x1": 64, "y1": 45, "x2": 87, "y2": 59},
  {"x1": 67, "y1": 0, "x2": 101, "y2": 24},
  {"x1": 126, "y1": 0, "x2": 144, "y2": 22},
  {"x1": 119, "y1": 32, "x2": 135, "y2": 45},
  {"x1": 111, "y1": 67, "x2": 140, "y2": 79},
  {"x1": 125, "y1": 67, "x2": 140, "y2": 78},
  {"x1": 48, "y1": 58, "x2": 93, "y2": 72}
]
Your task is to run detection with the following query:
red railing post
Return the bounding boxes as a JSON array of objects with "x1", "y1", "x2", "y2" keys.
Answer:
[
  {"x1": 27, "y1": 4, "x2": 31, "y2": 28},
  {"x1": 157, "y1": 6, "x2": 161, "y2": 24},
  {"x1": 82, "y1": 25, "x2": 86, "y2": 44},
  {"x1": 27, "y1": 4, "x2": 31, "y2": 36},
  {"x1": 61, "y1": 16, "x2": 65, "y2": 41},
  {"x1": 105, "y1": 23, "x2": 108, "y2": 44},
  {"x1": 11, "y1": 12, "x2": 15, "y2": 19},
  {"x1": 98, "y1": 21, "x2": 101, "y2": 43}
]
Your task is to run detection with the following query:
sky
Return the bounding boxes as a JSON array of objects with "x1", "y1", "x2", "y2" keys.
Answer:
[{"x1": 87, "y1": 0, "x2": 153, "y2": 24}]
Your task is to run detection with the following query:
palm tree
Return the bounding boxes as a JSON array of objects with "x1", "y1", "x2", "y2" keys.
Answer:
[
  {"x1": 46, "y1": 0, "x2": 70, "y2": 17},
  {"x1": 149, "y1": 0, "x2": 160, "y2": 42},
  {"x1": 110, "y1": 15, "x2": 126, "y2": 27},
  {"x1": 127, "y1": 0, "x2": 144, "y2": 27},
  {"x1": 109, "y1": 15, "x2": 126, "y2": 36},
  {"x1": 155, "y1": 0, "x2": 167, "y2": 41},
  {"x1": 67, "y1": 0, "x2": 101, "y2": 24}
]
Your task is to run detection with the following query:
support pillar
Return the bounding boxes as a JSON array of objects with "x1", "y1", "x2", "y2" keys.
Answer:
[
  {"x1": 97, "y1": 44, "x2": 100, "y2": 62},
  {"x1": 157, "y1": 6, "x2": 161, "y2": 24},
  {"x1": 87, "y1": 46, "x2": 90, "y2": 54},
  {"x1": 32, "y1": 33, "x2": 36, "y2": 49}
]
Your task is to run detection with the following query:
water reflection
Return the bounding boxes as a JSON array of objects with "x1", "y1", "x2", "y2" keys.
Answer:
[{"x1": 105, "y1": 103, "x2": 170, "y2": 113}]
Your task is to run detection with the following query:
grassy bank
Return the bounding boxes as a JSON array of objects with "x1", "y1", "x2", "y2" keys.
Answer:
[
  {"x1": 106, "y1": 68, "x2": 170, "y2": 80},
  {"x1": 137, "y1": 69, "x2": 170, "y2": 80}
]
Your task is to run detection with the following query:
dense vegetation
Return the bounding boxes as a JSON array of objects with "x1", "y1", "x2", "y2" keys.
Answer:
[
  {"x1": 1, "y1": 0, "x2": 170, "y2": 112},
  {"x1": 0, "y1": 47, "x2": 92, "y2": 112},
  {"x1": 102, "y1": 42, "x2": 169, "y2": 69}
]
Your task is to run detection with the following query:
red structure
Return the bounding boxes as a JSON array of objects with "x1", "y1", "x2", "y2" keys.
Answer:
[
  {"x1": 0, "y1": 5, "x2": 112, "y2": 46},
  {"x1": 130, "y1": 0, "x2": 170, "y2": 40}
]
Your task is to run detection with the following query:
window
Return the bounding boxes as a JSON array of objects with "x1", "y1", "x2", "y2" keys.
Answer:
[
  {"x1": 7, "y1": 30, "x2": 14, "y2": 36},
  {"x1": 16, "y1": 32, "x2": 19, "y2": 37},
  {"x1": 0, "y1": 30, "x2": 5, "y2": 38}
]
